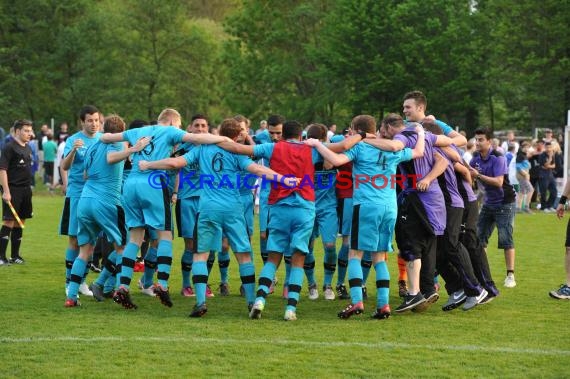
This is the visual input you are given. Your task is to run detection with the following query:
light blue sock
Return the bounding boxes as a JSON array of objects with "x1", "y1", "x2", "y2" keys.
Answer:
[
  {"x1": 374, "y1": 261, "x2": 390, "y2": 308},
  {"x1": 119, "y1": 242, "x2": 139, "y2": 290},
  {"x1": 142, "y1": 246, "x2": 157, "y2": 288},
  {"x1": 239, "y1": 261, "x2": 255, "y2": 304},
  {"x1": 286, "y1": 266, "x2": 304, "y2": 312},
  {"x1": 192, "y1": 260, "x2": 209, "y2": 305},
  {"x1": 323, "y1": 245, "x2": 337, "y2": 286},
  {"x1": 115, "y1": 254, "x2": 122, "y2": 290},
  {"x1": 303, "y1": 249, "x2": 315, "y2": 285},
  {"x1": 156, "y1": 240, "x2": 173, "y2": 289},
  {"x1": 361, "y1": 251, "x2": 372, "y2": 284},
  {"x1": 336, "y1": 244, "x2": 349, "y2": 285},
  {"x1": 255, "y1": 261, "x2": 276, "y2": 303},
  {"x1": 181, "y1": 249, "x2": 193, "y2": 288},
  {"x1": 348, "y1": 258, "x2": 363, "y2": 303},
  {"x1": 218, "y1": 248, "x2": 230, "y2": 284},
  {"x1": 67, "y1": 257, "x2": 87, "y2": 301}
]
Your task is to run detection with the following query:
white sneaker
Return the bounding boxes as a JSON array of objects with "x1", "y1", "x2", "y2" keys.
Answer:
[
  {"x1": 308, "y1": 283, "x2": 319, "y2": 300},
  {"x1": 249, "y1": 299, "x2": 264, "y2": 319},
  {"x1": 323, "y1": 285, "x2": 336, "y2": 300},
  {"x1": 78, "y1": 282, "x2": 94, "y2": 297},
  {"x1": 140, "y1": 285, "x2": 156, "y2": 297},
  {"x1": 284, "y1": 309, "x2": 297, "y2": 321},
  {"x1": 504, "y1": 274, "x2": 516, "y2": 288}
]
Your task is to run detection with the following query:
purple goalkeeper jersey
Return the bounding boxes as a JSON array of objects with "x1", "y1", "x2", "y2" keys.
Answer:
[{"x1": 394, "y1": 127, "x2": 446, "y2": 235}]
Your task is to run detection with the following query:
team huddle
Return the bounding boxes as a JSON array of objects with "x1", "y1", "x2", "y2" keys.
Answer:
[{"x1": 60, "y1": 90, "x2": 516, "y2": 321}]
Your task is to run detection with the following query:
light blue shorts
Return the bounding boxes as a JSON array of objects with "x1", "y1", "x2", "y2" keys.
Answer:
[
  {"x1": 175, "y1": 197, "x2": 199, "y2": 239},
  {"x1": 77, "y1": 198, "x2": 127, "y2": 247},
  {"x1": 351, "y1": 203, "x2": 396, "y2": 252},
  {"x1": 197, "y1": 208, "x2": 251, "y2": 254},
  {"x1": 267, "y1": 204, "x2": 315, "y2": 255}
]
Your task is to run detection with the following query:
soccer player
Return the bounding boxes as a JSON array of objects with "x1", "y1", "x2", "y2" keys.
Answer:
[
  {"x1": 421, "y1": 120, "x2": 489, "y2": 311},
  {"x1": 219, "y1": 120, "x2": 365, "y2": 320},
  {"x1": 304, "y1": 123, "x2": 339, "y2": 300},
  {"x1": 331, "y1": 133, "x2": 353, "y2": 300},
  {"x1": 64, "y1": 115, "x2": 150, "y2": 307},
  {"x1": 0, "y1": 120, "x2": 34, "y2": 266},
  {"x1": 365, "y1": 113, "x2": 452, "y2": 312},
  {"x1": 256, "y1": 115, "x2": 284, "y2": 280},
  {"x1": 60, "y1": 105, "x2": 102, "y2": 297},
  {"x1": 308, "y1": 116, "x2": 425, "y2": 318},
  {"x1": 173, "y1": 114, "x2": 209, "y2": 298},
  {"x1": 99, "y1": 108, "x2": 230, "y2": 309},
  {"x1": 139, "y1": 118, "x2": 298, "y2": 317},
  {"x1": 469, "y1": 127, "x2": 517, "y2": 288}
]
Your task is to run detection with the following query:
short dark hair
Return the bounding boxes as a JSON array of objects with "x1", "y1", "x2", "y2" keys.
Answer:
[
  {"x1": 267, "y1": 114, "x2": 285, "y2": 127},
  {"x1": 381, "y1": 113, "x2": 404, "y2": 130},
  {"x1": 403, "y1": 90, "x2": 427, "y2": 108},
  {"x1": 282, "y1": 120, "x2": 303, "y2": 139},
  {"x1": 351, "y1": 115, "x2": 376, "y2": 134},
  {"x1": 191, "y1": 114, "x2": 208, "y2": 123},
  {"x1": 129, "y1": 119, "x2": 147, "y2": 129},
  {"x1": 421, "y1": 119, "x2": 443, "y2": 135},
  {"x1": 79, "y1": 105, "x2": 100, "y2": 122},
  {"x1": 306, "y1": 123, "x2": 327, "y2": 140},
  {"x1": 474, "y1": 127, "x2": 493, "y2": 140},
  {"x1": 12, "y1": 119, "x2": 33, "y2": 131}
]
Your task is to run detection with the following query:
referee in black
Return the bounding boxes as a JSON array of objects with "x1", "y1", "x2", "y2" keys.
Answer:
[{"x1": 0, "y1": 120, "x2": 34, "y2": 265}]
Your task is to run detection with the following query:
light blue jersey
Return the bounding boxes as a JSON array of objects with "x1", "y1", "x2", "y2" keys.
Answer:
[
  {"x1": 123, "y1": 125, "x2": 186, "y2": 182},
  {"x1": 81, "y1": 141, "x2": 124, "y2": 205},
  {"x1": 63, "y1": 131, "x2": 102, "y2": 197},
  {"x1": 175, "y1": 142, "x2": 201, "y2": 199},
  {"x1": 183, "y1": 144, "x2": 254, "y2": 212},
  {"x1": 344, "y1": 142, "x2": 413, "y2": 206}
]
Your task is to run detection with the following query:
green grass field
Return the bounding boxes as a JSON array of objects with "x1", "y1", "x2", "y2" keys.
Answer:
[{"x1": 1, "y1": 194, "x2": 569, "y2": 378}]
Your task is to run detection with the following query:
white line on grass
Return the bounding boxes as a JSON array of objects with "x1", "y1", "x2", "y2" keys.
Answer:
[{"x1": 1, "y1": 336, "x2": 569, "y2": 356}]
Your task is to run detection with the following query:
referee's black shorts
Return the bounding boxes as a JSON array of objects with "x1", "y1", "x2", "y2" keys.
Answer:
[{"x1": 3, "y1": 186, "x2": 33, "y2": 221}]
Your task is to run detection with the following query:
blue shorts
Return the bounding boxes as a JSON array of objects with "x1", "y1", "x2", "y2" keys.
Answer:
[
  {"x1": 477, "y1": 203, "x2": 515, "y2": 249},
  {"x1": 267, "y1": 204, "x2": 315, "y2": 255},
  {"x1": 122, "y1": 180, "x2": 172, "y2": 231},
  {"x1": 239, "y1": 192, "x2": 254, "y2": 237},
  {"x1": 196, "y1": 208, "x2": 251, "y2": 254},
  {"x1": 175, "y1": 197, "x2": 199, "y2": 239},
  {"x1": 311, "y1": 204, "x2": 338, "y2": 244},
  {"x1": 351, "y1": 203, "x2": 396, "y2": 252},
  {"x1": 337, "y1": 197, "x2": 353, "y2": 236},
  {"x1": 59, "y1": 197, "x2": 80, "y2": 236},
  {"x1": 76, "y1": 198, "x2": 127, "y2": 247}
]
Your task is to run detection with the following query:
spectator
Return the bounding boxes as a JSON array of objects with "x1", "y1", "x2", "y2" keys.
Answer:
[
  {"x1": 55, "y1": 122, "x2": 70, "y2": 144},
  {"x1": 543, "y1": 128, "x2": 555, "y2": 144},
  {"x1": 463, "y1": 139, "x2": 476, "y2": 165},
  {"x1": 326, "y1": 124, "x2": 336, "y2": 142},
  {"x1": 515, "y1": 142, "x2": 534, "y2": 213},
  {"x1": 529, "y1": 139, "x2": 545, "y2": 208},
  {"x1": 501, "y1": 130, "x2": 519, "y2": 153},
  {"x1": 43, "y1": 131, "x2": 58, "y2": 189},
  {"x1": 255, "y1": 120, "x2": 267, "y2": 135},
  {"x1": 538, "y1": 141, "x2": 558, "y2": 212}
]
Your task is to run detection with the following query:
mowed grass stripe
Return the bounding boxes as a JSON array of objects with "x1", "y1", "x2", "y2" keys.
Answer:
[{"x1": 2, "y1": 335, "x2": 569, "y2": 356}]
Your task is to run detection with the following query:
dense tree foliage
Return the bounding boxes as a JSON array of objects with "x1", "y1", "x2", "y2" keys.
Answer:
[{"x1": 0, "y1": 0, "x2": 567, "y2": 135}]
